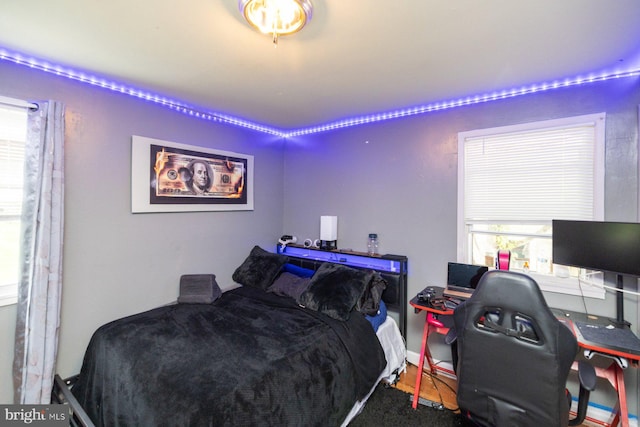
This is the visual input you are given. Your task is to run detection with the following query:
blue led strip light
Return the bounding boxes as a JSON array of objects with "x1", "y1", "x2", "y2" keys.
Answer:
[
  {"x1": 285, "y1": 68, "x2": 640, "y2": 137},
  {"x1": 280, "y1": 245, "x2": 402, "y2": 272},
  {"x1": 2, "y1": 47, "x2": 639, "y2": 138},
  {"x1": 0, "y1": 48, "x2": 284, "y2": 136}
]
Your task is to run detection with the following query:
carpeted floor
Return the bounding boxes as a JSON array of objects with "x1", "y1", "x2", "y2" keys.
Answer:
[{"x1": 349, "y1": 384, "x2": 474, "y2": 427}]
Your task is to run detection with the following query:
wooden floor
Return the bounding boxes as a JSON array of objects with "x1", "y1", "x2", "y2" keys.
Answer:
[
  {"x1": 394, "y1": 363, "x2": 459, "y2": 411},
  {"x1": 393, "y1": 363, "x2": 600, "y2": 427}
]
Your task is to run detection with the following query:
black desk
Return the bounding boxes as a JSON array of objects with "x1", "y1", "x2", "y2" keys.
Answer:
[
  {"x1": 551, "y1": 308, "x2": 640, "y2": 427},
  {"x1": 551, "y1": 308, "x2": 640, "y2": 361},
  {"x1": 410, "y1": 286, "x2": 640, "y2": 426}
]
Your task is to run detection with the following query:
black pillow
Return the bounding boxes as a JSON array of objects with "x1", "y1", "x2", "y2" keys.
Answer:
[
  {"x1": 232, "y1": 245, "x2": 289, "y2": 290},
  {"x1": 356, "y1": 272, "x2": 387, "y2": 315},
  {"x1": 268, "y1": 272, "x2": 311, "y2": 300},
  {"x1": 298, "y1": 263, "x2": 373, "y2": 321}
]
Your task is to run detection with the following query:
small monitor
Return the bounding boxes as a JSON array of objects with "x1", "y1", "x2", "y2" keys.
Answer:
[{"x1": 447, "y1": 262, "x2": 489, "y2": 290}]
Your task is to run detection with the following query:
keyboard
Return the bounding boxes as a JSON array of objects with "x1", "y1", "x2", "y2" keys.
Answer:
[{"x1": 443, "y1": 286, "x2": 473, "y2": 299}]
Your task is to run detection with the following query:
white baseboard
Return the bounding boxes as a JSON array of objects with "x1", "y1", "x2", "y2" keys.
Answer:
[
  {"x1": 406, "y1": 349, "x2": 420, "y2": 367},
  {"x1": 407, "y1": 350, "x2": 638, "y2": 426}
]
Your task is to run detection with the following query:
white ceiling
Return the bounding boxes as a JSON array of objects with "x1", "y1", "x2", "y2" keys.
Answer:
[{"x1": 1, "y1": 1, "x2": 639, "y2": 130}]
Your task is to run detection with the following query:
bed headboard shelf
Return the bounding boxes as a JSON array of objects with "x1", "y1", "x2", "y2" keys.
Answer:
[{"x1": 277, "y1": 244, "x2": 408, "y2": 340}]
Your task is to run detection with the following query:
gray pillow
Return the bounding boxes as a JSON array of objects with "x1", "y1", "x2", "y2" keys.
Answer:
[
  {"x1": 177, "y1": 274, "x2": 221, "y2": 304},
  {"x1": 268, "y1": 272, "x2": 311, "y2": 300},
  {"x1": 232, "y1": 245, "x2": 289, "y2": 290},
  {"x1": 298, "y1": 263, "x2": 373, "y2": 321}
]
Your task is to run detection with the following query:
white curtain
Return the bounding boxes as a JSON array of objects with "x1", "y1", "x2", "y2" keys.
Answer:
[{"x1": 13, "y1": 101, "x2": 65, "y2": 404}]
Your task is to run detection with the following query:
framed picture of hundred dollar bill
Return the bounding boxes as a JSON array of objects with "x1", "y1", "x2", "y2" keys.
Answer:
[{"x1": 131, "y1": 135, "x2": 254, "y2": 212}]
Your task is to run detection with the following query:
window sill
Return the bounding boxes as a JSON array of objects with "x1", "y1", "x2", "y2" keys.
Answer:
[
  {"x1": 0, "y1": 295, "x2": 17, "y2": 307},
  {"x1": 0, "y1": 284, "x2": 18, "y2": 307},
  {"x1": 530, "y1": 272, "x2": 605, "y2": 299}
]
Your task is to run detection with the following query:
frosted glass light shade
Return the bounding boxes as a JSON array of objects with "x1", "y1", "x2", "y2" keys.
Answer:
[{"x1": 239, "y1": 0, "x2": 313, "y2": 42}]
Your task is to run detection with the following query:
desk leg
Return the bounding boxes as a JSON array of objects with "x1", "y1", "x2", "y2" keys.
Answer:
[
  {"x1": 613, "y1": 363, "x2": 628, "y2": 427},
  {"x1": 412, "y1": 314, "x2": 431, "y2": 409},
  {"x1": 592, "y1": 363, "x2": 629, "y2": 427}
]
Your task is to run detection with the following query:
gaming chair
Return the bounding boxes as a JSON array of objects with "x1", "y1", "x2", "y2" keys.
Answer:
[{"x1": 446, "y1": 270, "x2": 596, "y2": 427}]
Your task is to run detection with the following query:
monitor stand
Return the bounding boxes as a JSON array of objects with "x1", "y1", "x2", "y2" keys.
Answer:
[{"x1": 613, "y1": 274, "x2": 631, "y2": 328}]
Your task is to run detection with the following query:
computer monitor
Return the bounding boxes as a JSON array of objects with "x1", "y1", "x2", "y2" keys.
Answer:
[
  {"x1": 447, "y1": 262, "x2": 489, "y2": 290},
  {"x1": 552, "y1": 220, "x2": 640, "y2": 276},
  {"x1": 552, "y1": 219, "x2": 640, "y2": 326}
]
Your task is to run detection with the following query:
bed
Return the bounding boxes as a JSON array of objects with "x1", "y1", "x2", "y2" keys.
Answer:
[{"x1": 55, "y1": 246, "x2": 407, "y2": 426}]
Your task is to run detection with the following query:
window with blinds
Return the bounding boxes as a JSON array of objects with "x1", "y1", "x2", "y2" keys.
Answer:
[
  {"x1": 457, "y1": 113, "x2": 605, "y2": 297},
  {"x1": 0, "y1": 104, "x2": 27, "y2": 306}
]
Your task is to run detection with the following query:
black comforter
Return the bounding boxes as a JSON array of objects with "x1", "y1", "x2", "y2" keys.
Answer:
[{"x1": 72, "y1": 286, "x2": 386, "y2": 426}]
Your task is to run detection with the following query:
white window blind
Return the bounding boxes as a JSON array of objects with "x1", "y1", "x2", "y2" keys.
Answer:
[
  {"x1": 0, "y1": 104, "x2": 28, "y2": 306},
  {"x1": 458, "y1": 113, "x2": 605, "y2": 298},
  {"x1": 463, "y1": 115, "x2": 604, "y2": 223}
]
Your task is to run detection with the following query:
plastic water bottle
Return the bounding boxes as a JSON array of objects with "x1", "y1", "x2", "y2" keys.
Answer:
[{"x1": 367, "y1": 233, "x2": 379, "y2": 256}]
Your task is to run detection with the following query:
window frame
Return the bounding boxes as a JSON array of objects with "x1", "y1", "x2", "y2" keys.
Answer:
[{"x1": 457, "y1": 113, "x2": 606, "y2": 298}]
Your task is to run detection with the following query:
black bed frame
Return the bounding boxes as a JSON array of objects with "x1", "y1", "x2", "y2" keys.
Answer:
[
  {"x1": 51, "y1": 374, "x2": 93, "y2": 427},
  {"x1": 51, "y1": 246, "x2": 407, "y2": 425},
  {"x1": 277, "y1": 244, "x2": 408, "y2": 340}
]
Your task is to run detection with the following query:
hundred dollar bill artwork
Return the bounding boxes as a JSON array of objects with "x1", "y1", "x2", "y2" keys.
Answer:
[
  {"x1": 131, "y1": 136, "x2": 254, "y2": 212},
  {"x1": 151, "y1": 145, "x2": 246, "y2": 200}
]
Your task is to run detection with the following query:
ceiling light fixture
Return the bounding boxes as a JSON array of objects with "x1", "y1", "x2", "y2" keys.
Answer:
[{"x1": 239, "y1": 0, "x2": 313, "y2": 46}]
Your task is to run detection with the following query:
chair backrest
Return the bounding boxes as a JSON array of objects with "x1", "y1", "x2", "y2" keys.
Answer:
[{"x1": 452, "y1": 270, "x2": 578, "y2": 427}]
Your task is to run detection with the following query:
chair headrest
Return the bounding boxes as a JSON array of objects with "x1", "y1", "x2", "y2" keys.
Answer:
[{"x1": 469, "y1": 270, "x2": 550, "y2": 317}]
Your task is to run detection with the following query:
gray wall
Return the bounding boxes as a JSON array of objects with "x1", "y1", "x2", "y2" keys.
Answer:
[
  {"x1": 283, "y1": 77, "x2": 640, "y2": 414},
  {"x1": 0, "y1": 61, "x2": 285, "y2": 402}
]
